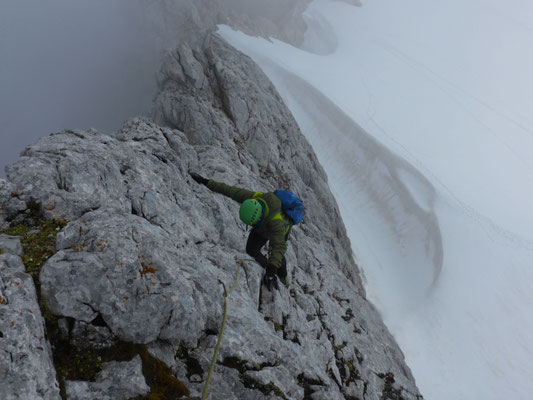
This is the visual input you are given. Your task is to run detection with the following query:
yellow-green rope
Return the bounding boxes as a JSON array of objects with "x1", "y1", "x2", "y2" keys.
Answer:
[{"x1": 201, "y1": 258, "x2": 256, "y2": 400}]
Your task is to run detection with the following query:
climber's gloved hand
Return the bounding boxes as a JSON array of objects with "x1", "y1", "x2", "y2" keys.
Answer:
[
  {"x1": 262, "y1": 264, "x2": 279, "y2": 291},
  {"x1": 189, "y1": 171, "x2": 208, "y2": 186}
]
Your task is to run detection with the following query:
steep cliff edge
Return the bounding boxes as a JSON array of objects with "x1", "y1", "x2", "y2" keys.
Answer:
[{"x1": 0, "y1": 33, "x2": 422, "y2": 400}]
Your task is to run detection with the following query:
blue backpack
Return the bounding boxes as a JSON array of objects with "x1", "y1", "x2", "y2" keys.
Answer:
[{"x1": 274, "y1": 190, "x2": 305, "y2": 225}]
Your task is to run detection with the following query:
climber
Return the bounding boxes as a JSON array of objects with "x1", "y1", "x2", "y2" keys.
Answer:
[{"x1": 189, "y1": 171, "x2": 293, "y2": 291}]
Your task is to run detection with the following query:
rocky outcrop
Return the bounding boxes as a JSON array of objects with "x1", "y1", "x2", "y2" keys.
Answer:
[
  {"x1": 0, "y1": 236, "x2": 60, "y2": 400},
  {"x1": 0, "y1": 179, "x2": 28, "y2": 230},
  {"x1": 1, "y1": 32, "x2": 422, "y2": 400}
]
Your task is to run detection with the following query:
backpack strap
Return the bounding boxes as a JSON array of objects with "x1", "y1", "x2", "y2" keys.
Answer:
[
  {"x1": 252, "y1": 193, "x2": 290, "y2": 236},
  {"x1": 271, "y1": 212, "x2": 291, "y2": 235},
  {"x1": 253, "y1": 196, "x2": 269, "y2": 218}
]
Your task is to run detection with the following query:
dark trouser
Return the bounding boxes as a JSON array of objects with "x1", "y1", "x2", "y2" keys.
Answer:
[{"x1": 246, "y1": 229, "x2": 287, "y2": 279}]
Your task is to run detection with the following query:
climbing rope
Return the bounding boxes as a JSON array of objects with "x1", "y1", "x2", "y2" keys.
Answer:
[{"x1": 201, "y1": 258, "x2": 256, "y2": 400}]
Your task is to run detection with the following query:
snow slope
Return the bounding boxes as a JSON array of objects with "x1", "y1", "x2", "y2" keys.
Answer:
[{"x1": 219, "y1": 0, "x2": 533, "y2": 399}]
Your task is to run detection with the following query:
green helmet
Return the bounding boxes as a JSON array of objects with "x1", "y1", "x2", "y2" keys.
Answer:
[{"x1": 239, "y1": 199, "x2": 262, "y2": 225}]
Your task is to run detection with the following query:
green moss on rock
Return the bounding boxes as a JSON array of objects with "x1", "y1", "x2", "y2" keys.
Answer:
[
  {"x1": 0, "y1": 217, "x2": 67, "y2": 280},
  {"x1": 263, "y1": 382, "x2": 288, "y2": 400}
]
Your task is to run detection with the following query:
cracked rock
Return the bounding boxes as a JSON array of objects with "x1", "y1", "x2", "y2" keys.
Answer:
[
  {"x1": 70, "y1": 320, "x2": 118, "y2": 350},
  {"x1": 0, "y1": 254, "x2": 60, "y2": 400},
  {"x1": 0, "y1": 235, "x2": 23, "y2": 256},
  {"x1": 65, "y1": 355, "x2": 149, "y2": 400}
]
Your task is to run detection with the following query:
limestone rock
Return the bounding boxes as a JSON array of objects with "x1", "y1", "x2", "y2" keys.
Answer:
[
  {"x1": 0, "y1": 254, "x2": 60, "y2": 400},
  {"x1": 0, "y1": 178, "x2": 27, "y2": 229},
  {"x1": 0, "y1": 234, "x2": 23, "y2": 256},
  {"x1": 70, "y1": 320, "x2": 118, "y2": 350},
  {"x1": 65, "y1": 355, "x2": 149, "y2": 400},
  {"x1": 41, "y1": 208, "x2": 224, "y2": 346}
]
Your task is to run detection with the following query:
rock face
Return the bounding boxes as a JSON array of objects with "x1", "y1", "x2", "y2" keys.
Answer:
[
  {"x1": 0, "y1": 237, "x2": 60, "y2": 400},
  {"x1": 0, "y1": 179, "x2": 28, "y2": 230},
  {"x1": 65, "y1": 355, "x2": 149, "y2": 400},
  {"x1": 1, "y1": 32, "x2": 422, "y2": 400},
  {"x1": 0, "y1": 234, "x2": 23, "y2": 256}
]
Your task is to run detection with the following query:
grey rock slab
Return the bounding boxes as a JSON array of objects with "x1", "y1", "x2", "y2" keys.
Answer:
[
  {"x1": 65, "y1": 355, "x2": 149, "y2": 400},
  {"x1": 41, "y1": 209, "x2": 224, "y2": 345},
  {"x1": 0, "y1": 252, "x2": 26, "y2": 273},
  {"x1": 244, "y1": 366, "x2": 305, "y2": 399},
  {"x1": 0, "y1": 178, "x2": 27, "y2": 229},
  {"x1": 0, "y1": 255, "x2": 60, "y2": 400},
  {"x1": 70, "y1": 320, "x2": 118, "y2": 350},
  {"x1": 0, "y1": 234, "x2": 23, "y2": 256}
]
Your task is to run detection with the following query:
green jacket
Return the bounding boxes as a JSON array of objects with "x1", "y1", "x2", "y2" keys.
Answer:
[{"x1": 207, "y1": 179, "x2": 290, "y2": 269}]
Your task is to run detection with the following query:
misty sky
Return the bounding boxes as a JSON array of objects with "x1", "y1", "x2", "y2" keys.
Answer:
[
  {"x1": 0, "y1": 0, "x2": 170, "y2": 177},
  {"x1": 0, "y1": 0, "x2": 309, "y2": 177}
]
